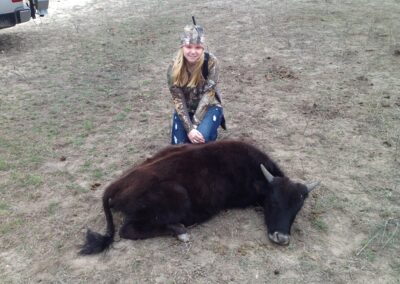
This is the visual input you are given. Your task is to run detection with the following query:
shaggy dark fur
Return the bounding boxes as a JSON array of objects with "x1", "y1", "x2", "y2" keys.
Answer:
[{"x1": 80, "y1": 140, "x2": 313, "y2": 255}]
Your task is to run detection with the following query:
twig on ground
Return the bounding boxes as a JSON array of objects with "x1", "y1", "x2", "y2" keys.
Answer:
[
  {"x1": 356, "y1": 218, "x2": 400, "y2": 256},
  {"x1": 380, "y1": 219, "x2": 389, "y2": 243},
  {"x1": 356, "y1": 231, "x2": 380, "y2": 256},
  {"x1": 395, "y1": 133, "x2": 400, "y2": 162},
  {"x1": 302, "y1": 116, "x2": 310, "y2": 136},
  {"x1": 382, "y1": 220, "x2": 399, "y2": 249}
]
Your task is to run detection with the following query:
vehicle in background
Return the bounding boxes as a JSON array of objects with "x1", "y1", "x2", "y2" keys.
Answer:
[{"x1": 0, "y1": 0, "x2": 49, "y2": 29}]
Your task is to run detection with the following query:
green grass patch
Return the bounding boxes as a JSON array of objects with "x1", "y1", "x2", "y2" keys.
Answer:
[
  {"x1": 123, "y1": 107, "x2": 132, "y2": 113},
  {"x1": 82, "y1": 160, "x2": 91, "y2": 169},
  {"x1": 0, "y1": 202, "x2": 11, "y2": 215},
  {"x1": 8, "y1": 171, "x2": 44, "y2": 187},
  {"x1": 83, "y1": 120, "x2": 94, "y2": 131},
  {"x1": 313, "y1": 189, "x2": 344, "y2": 213},
  {"x1": 362, "y1": 248, "x2": 376, "y2": 262},
  {"x1": 130, "y1": 259, "x2": 143, "y2": 273},
  {"x1": 0, "y1": 158, "x2": 9, "y2": 171},
  {"x1": 71, "y1": 136, "x2": 86, "y2": 146},
  {"x1": 47, "y1": 202, "x2": 59, "y2": 215},
  {"x1": 93, "y1": 169, "x2": 104, "y2": 179},
  {"x1": 0, "y1": 137, "x2": 12, "y2": 148},
  {"x1": 28, "y1": 174, "x2": 44, "y2": 186},
  {"x1": 312, "y1": 218, "x2": 329, "y2": 232},
  {"x1": 377, "y1": 187, "x2": 395, "y2": 202},
  {"x1": 113, "y1": 112, "x2": 128, "y2": 121},
  {"x1": 390, "y1": 259, "x2": 400, "y2": 275},
  {"x1": 0, "y1": 218, "x2": 24, "y2": 234},
  {"x1": 47, "y1": 126, "x2": 60, "y2": 138},
  {"x1": 356, "y1": 219, "x2": 400, "y2": 263},
  {"x1": 28, "y1": 154, "x2": 43, "y2": 164},
  {"x1": 66, "y1": 183, "x2": 88, "y2": 194},
  {"x1": 141, "y1": 79, "x2": 152, "y2": 86}
]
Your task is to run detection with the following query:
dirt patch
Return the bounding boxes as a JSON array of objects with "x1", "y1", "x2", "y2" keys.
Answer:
[{"x1": 0, "y1": 0, "x2": 399, "y2": 283}]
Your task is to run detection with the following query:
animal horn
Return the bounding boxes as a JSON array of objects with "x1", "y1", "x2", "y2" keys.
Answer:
[
  {"x1": 260, "y1": 164, "x2": 274, "y2": 182},
  {"x1": 306, "y1": 181, "x2": 320, "y2": 192}
]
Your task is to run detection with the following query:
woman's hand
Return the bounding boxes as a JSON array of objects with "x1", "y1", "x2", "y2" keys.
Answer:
[{"x1": 188, "y1": 129, "x2": 205, "y2": 144}]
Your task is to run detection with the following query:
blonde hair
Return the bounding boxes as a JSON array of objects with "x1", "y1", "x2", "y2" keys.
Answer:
[{"x1": 172, "y1": 48, "x2": 205, "y2": 88}]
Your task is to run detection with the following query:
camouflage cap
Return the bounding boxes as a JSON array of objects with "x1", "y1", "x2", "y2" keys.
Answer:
[{"x1": 180, "y1": 24, "x2": 205, "y2": 46}]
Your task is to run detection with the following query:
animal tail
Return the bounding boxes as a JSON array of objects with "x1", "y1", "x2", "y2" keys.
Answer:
[{"x1": 79, "y1": 191, "x2": 115, "y2": 255}]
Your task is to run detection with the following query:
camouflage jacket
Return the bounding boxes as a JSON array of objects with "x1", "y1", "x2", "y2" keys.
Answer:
[{"x1": 167, "y1": 52, "x2": 222, "y2": 133}]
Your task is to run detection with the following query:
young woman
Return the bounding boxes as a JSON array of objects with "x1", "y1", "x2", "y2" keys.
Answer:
[{"x1": 167, "y1": 23, "x2": 224, "y2": 144}]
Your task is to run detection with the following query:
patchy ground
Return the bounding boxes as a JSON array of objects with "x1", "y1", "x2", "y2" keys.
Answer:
[{"x1": 0, "y1": 0, "x2": 399, "y2": 283}]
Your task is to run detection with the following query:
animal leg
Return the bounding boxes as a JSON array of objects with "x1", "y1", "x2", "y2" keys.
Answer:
[
  {"x1": 119, "y1": 220, "x2": 168, "y2": 240},
  {"x1": 167, "y1": 223, "x2": 190, "y2": 242}
]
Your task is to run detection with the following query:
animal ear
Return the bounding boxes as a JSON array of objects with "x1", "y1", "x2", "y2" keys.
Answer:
[{"x1": 260, "y1": 164, "x2": 274, "y2": 182}]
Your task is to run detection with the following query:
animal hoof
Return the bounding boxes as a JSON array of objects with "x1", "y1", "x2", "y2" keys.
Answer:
[{"x1": 177, "y1": 233, "x2": 190, "y2": 242}]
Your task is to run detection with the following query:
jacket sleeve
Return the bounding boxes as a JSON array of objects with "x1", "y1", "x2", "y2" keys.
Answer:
[
  {"x1": 192, "y1": 56, "x2": 220, "y2": 126},
  {"x1": 167, "y1": 64, "x2": 194, "y2": 133}
]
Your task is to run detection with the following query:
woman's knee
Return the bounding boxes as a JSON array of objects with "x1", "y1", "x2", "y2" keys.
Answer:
[
  {"x1": 171, "y1": 114, "x2": 188, "y2": 144},
  {"x1": 198, "y1": 107, "x2": 223, "y2": 142}
]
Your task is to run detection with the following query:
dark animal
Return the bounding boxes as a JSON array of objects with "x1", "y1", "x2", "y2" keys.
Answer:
[{"x1": 80, "y1": 140, "x2": 319, "y2": 255}]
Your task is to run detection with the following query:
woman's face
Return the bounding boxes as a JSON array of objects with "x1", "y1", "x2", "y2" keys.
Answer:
[{"x1": 182, "y1": 44, "x2": 204, "y2": 64}]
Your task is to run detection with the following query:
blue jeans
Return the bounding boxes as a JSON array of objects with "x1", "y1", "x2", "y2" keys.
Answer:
[{"x1": 171, "y1": 106, "x2": 223, "y2": 145}]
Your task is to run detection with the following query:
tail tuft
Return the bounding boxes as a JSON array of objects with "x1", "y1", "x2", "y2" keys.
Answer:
[{"x1": 79, "y1": 229, "x2": 113, "y2": 255}]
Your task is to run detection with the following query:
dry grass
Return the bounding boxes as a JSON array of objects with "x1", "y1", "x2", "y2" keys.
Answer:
[{"x1": 0, "y1": 0, "x2": 399, "y2": 283}]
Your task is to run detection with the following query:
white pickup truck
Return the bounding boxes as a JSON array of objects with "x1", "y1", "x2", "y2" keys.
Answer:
[{"x1": 0, "y1": 0, "x2": 49, "y2": 29}]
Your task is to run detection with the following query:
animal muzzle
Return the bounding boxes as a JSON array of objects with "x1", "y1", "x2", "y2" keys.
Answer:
[{"x1": 268, "y1": 232, "x2": 290, "y2": 246}]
